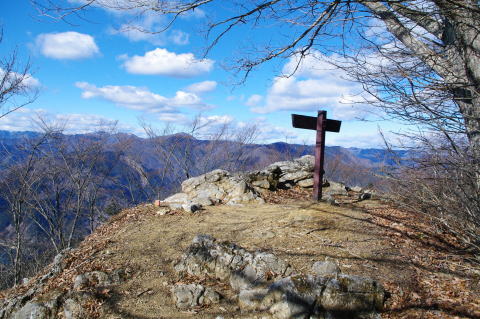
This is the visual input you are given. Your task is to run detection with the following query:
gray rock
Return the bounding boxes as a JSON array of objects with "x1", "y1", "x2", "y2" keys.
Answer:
[
  {"x1": 12, "y1": 302, "x2": 50, "y2": 319},
  {"x1": 265, "y1": 277, "x2": 318, "y2": 319},
  {"x1": 238, "y1": 275, "x2": 328, "y2": 319},
  {"x1": 252, "y1": 179, "x2": 271, "y2": 190},
  {"x1": 358, "y1": 193, "x2": 372, "y2": 200},
  {"x1": 63, "y1": 298, "x2": 84, "y2": 319},
  {"x1": 174, "y1": 236, "x2": 385, "y2": 318},
  {"x1": 171, "y1": 284, "x2": 220, "y2": 309},
  {"x1": 238, "y1": 288, "x2": 269, "y2": 311},
  {"x1": 297, "y1": 178, "x2": 314, "y2": 188},
  {"x1": 163, "y1": 193, "x2": 189, "y2": 210},
  {"x1": 351, "y1": 186, "x2": 363, "y2": 192},
  {"x1": 182, "y1": 203, "x2": 202, "y2": 213},
  {"x1": 311, "y1": 261, "x2": 341, "y2": 276},
  {"x1": 174, "y1": 235, "x2": 292, "y2": 291},
  {"x1": 324, "y1": 181, "x2": 349, "y2": 196},
  {"x1": 320, "y1": 274, "x2": 384, "y2": 312},
  {"x1": 279, "y1": 171, "x2": 313, "y2": 183},
  {"x1": 73, "y1": 270, "x2": 124, "y2": 290},
  {"x1": 323, "y1": 195, "x2": 339, "y2": 206}
]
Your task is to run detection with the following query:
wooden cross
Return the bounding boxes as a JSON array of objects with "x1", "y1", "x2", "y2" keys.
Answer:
[{"x1": 292, "y1": 111, "x2": 341, "y2": 201}]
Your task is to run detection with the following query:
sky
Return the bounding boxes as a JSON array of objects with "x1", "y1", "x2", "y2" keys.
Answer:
[{"x1": 0, "y1": 1, "x2": 406, "y2": 148}]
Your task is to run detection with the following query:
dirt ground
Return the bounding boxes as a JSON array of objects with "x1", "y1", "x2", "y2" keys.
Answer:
[{"x1": 3, "y1": 190, "x2": 480, "y2": 319}]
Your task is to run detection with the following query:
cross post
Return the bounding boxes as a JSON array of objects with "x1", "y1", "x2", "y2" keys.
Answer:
[{"x1": 291, "y1": 110, "x2": 341, "y2": 201}]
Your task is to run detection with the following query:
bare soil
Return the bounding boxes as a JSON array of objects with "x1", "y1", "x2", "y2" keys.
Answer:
[{"x1": 3, "y1": 190, "x2": 479, "y2": 319}]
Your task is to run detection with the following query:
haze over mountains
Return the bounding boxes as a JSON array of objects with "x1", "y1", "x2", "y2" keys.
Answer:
[{"x1": 0, "y1": 129, "x2": 400, "y2": 284}]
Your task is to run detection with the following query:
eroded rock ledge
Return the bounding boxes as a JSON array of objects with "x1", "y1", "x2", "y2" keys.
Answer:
[
  {"x1": 161, "y1": 155, "x2": 374, "y2": 212},
  {"x1": 172, "y1": 235, "x2": 385, "y2": 319}
]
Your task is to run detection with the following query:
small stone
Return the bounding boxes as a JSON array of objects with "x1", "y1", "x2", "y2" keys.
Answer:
[
  {"x1": 358, "y1": 193, "x2": 372, "y2": 200},
  {"x1": 311, "y1": 261, "x2": 341, "y2": 276},
  {"x1": 351, "y1": 186, "x2": 363, "y2": 192},
  {"x1": 323, "y1": 195, "x2": 339, "y2": 206},
  {"x1": 298, "y1": 178, "x2": 314, "y2": 188},
  {"x1": 320, "y1": 274, "x2": 384, "y2": 312},
  {"x1": 156, "y1": 208, "x2": 169, "y2": 215},
  {"x1": 238, "y1": 288, "x2": 269, "y2": 311}
]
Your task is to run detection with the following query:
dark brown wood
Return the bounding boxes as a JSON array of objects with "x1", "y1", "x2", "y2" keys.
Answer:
[
  {"x1": 313, "y1": 111, "x2": 326, "y2": 201},
  {"x1": 291, "y1": 111, "x2": 342, "y2": 201},
  {"x1": 291, "y1": 114, "x2": 341, "y2": 132}
]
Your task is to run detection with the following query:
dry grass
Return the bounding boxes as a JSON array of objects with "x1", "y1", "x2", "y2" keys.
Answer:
[{"x1": 2, "y1": 191, "x2": 479, "y2": 319}]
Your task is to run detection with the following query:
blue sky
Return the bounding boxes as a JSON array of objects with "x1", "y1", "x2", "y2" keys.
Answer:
[{"x1": 0, "y1": 1, "x2": 404, "y2": 147}]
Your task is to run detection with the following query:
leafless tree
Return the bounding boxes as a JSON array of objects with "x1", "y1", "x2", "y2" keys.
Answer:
[
  {"x1": 31, "y1": 0, "x2": 480, "y2": 253},
  {"x1": 0, "y1": 122, "x2": 138, "y2": 288},
  {"x1": 0, "y1": 28, "x2": 38, "y2": 119},
  {"x1": 139, "y1": 115, "x2": 260, "y2": 199},
  {"x1": 0, "y1": 130, "x2": 53, "y2": 286},
  {"x1": 31, "y1": 1, "x2": 480, "y2": 155}
]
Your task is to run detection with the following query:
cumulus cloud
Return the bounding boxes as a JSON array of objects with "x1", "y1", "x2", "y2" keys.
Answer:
[
  {"x1": 122, "y1": 48, "x2": 214, "y2": 77},
  {"x1": 75, "y1": 82, "x2": 212, "y2": 113},
  {"x1": 251, "y1": 51, "x2": 371, "y2": 120},
  {"x1": 327, "y1": 131, "x2": 388, "y2": 148},
  {"x1": 245, "y1": 94, "x2": 263, "y2": 107},
  {"x1": 185, "y1": 80, "x2": 217, "y2": 94},
  {"x1": 198, "y1": 115, "x2": 233, "y2": 126},
  {"x1": 0, "y1": 68, "x2": 41, "y2": 89},
  {"x1": 36, "y1": 32, "x2": 99, "y2": 60},
  {"x1": 0, "y1": 108, "x2": 135, "y2": 134},
  {"x1": 169, "y1": 30, "x2": 190, "y2": 45}
]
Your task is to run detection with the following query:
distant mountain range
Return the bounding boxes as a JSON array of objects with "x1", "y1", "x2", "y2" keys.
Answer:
[
  {"x1": 0, "y1": 129, "x2": 409, "y2": 287},
  {"x1": 0, "y1": 129, "x2": 404, "y2": 239}
]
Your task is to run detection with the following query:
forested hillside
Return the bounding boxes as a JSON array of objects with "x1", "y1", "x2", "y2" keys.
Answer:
[{"x1": 0, "y1": 129, "x2": 401, "y2": 288}]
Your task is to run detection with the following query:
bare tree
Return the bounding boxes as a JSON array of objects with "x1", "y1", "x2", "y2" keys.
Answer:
[
  {"x1": 31, "y1": 1, "x2": 480, "y2": 154},
  {"x1": 0, "y1": 28, "x2": 38, "y2": 119},
  {"x1": 0, "y1": 123, "x2": 135, "y2": 288},
  {"x1": 0, "y1": 130, "x2": 52, "y2": 286}
]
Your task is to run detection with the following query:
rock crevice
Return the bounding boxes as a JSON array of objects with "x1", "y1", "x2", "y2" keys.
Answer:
[{"x1": 173, "y1": 235, "x2": 385, "y2": 319}]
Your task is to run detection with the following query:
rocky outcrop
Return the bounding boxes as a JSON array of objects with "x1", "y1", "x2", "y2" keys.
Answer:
[
  {"x1": 173, "y1": 235, "x2": 385, "y2": 319},
  {"x1": 174, "y1": 234, "x2": 293, "y2": 292},
  {"x1": 246, "y1": 155, "x2": 317, "y2": 193},
  {"x1": 171, "y1": 283, "x2": 221, "y2": 309},
  {"x1": 0, "y1": 251, "x2": 126, "y2": 319},
  {"x1": 163, "y1": 169, "x2": 265, "y2": 212},
  {"x1": 161, "y1": 155, "x2": 370, "y2": 212}
]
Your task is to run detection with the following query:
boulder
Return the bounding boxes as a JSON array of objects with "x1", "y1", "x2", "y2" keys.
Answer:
[
  {"x1": 12, "y1": 302, "x2": 51, "y2": 319},
  {"x1": 297, "y1": 178, "x2": 314, "y2": 188},
  {"x1": 174, "y1": 234, "x2": 293, "y2": 290},
  {"x1": 320, "y1": 274, "x2": 384, "y2": 312},
  {"x1": 171, "y1": 284, "x2": 220, "y2": 309},
  {"x1": 358, "y1": 193, "x2": 372, "y2": 201},
  {"x1": 163, "y1": 170, "x2": 264, "y2": 211},
  {"x1": 73, "y1": 269, "x2": 125, "y2": 290},
  {"x1": 175, "y1": 235, "x2": 384, "y2": 319},
  {"x1": 324, "y1": 181, "x2": 349, "y2": 196},
  {"x1": 351, "y1": 186, "x2": 363, "y2": 192},
  {"x1": 311, "y1": 261, "x2": 341, "y2": 276}
]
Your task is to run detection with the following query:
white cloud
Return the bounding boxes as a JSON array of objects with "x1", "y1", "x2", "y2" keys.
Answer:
[
  {"x1": 122, "y1": 48, "x2": 214, "y2": 77},
  {"x1": 75, "y1": 82, "x2": 212, "y2": 112},
  {"x1": 179, "y1": 8, "x2": 206, "y2": 19},
  {"x1": 245, "y1": 94, "x2": 263, "y2": 107},
  {"x1": 157, "y1": 113, "x2": 189, "y2": 123},
  {"x1": 0, "y1": 68, "x2": 40, "y2": 89},
  {"x1": 0, "y1": 108, "x2": 135, "y2": 134},
  {"x1": 251, "y1": 51, "x2": 372, "y2": 120},
  {"x1": 169, "y1": 30, "x2": 190, "y2": 45},
  {"x1": 327, "y1": 132, "x2": 388, "y2": 148},
  {"x1": 185, "y1": 80, "x2": 217, "y2": 94},
  {"x1": 198, "y1": 115, "x2": 233, "y2": 126},
  {"x1": 35, "y1": 32, "x2": 99, "y2": 60}
]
